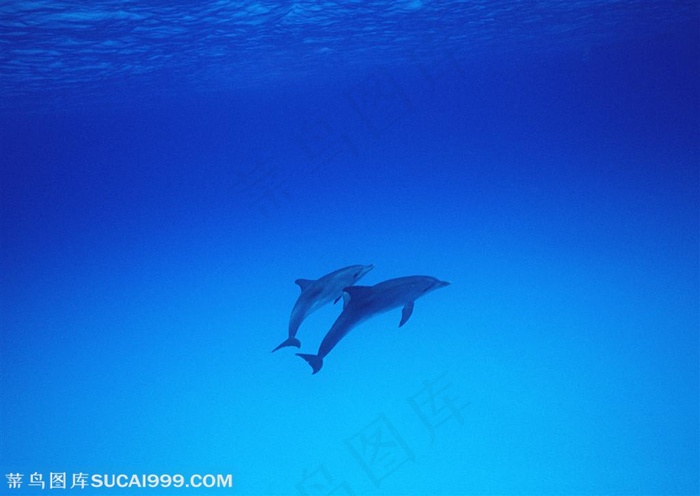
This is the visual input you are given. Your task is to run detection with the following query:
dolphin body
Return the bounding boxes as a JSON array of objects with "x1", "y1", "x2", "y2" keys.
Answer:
[
  {"x1": 297, "y1": 275, "x2": 450, "y2": 374},
  {"x1": 272, "y1": 264, "x2": 374, "y2": 352}
]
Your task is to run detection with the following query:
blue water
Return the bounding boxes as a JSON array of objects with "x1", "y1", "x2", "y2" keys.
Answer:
[{"x1": 1, "y1": 1, "x2": 699, "y2": 495}]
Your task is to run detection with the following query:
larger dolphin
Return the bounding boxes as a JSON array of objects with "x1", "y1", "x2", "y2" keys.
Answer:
[
  {"x1": 272, "y1": 264, "x2": 374, "y2": 352},
  {"x1": 297, "y1": 275, "x2": 450, "y2": 373}
]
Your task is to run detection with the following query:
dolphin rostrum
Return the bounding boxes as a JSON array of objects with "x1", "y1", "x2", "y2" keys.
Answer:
[
  {"x1": 272, "y1": 264, "x2": 374, "y2": 352},
  {"x1": 297, "y1": 275, "x2": 450, "y2": 373}
]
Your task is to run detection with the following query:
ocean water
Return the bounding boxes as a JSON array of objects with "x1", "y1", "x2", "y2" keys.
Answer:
[{"x1": 1, "y1": 1, "x2": 699, "y2": 495}]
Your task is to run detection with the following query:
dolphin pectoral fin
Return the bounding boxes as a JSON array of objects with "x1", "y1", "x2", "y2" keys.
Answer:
[
  {"x1": 297, "y1": 353, "x2": 323, "y2": 374},
  {"x1": 399, "y1": 301, "x2": 415, "y2": 327},
  {"x1": 295, "y1": 279, "x2": 314, "y2": 291},
  {"x1": 272, "y1": 337, "x2": 301, "y2": 353}
]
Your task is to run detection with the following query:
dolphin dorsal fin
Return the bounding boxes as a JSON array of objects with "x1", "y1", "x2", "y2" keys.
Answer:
[
  {"x1": 295, "y1": 279, "x2": 314, "y2": 291},
  {"x1": 399, "y1": 301, "x2": 415, "y2": 327},
  {"x1": 342, "y1": 286, "x2": 372, "y2": 306}
]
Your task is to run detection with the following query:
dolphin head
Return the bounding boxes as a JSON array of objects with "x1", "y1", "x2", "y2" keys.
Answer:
[
  {"x1": 419, "y1": 277, "x2": 450, "y2": 294},
  {"x1": 350, "y1": 264, "x2": 374, "y2": 283},
  {"x1": 373, "y1": 275, "x2": 450, "y2": 304}
]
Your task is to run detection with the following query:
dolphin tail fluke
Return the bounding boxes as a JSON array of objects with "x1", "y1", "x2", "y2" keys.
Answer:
[
  {"x1": 271, "y1": 337, "x2": 301, "y2": 353},
  {"x1": 296, "y1": 353, "x2": 323, "y2": 374}
]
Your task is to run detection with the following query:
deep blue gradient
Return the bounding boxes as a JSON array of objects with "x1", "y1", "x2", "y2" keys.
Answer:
[{"x1": 1, "y1": 2, "x2": 698, "y2": 495}]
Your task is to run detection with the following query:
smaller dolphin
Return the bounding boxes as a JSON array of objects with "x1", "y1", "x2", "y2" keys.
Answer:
[
  {"x1": 272, "y1": 264, "x2": 374, "y2": 352},
  {"x1": 297, "y1": 275, "x2": 450, "y2": 373}
]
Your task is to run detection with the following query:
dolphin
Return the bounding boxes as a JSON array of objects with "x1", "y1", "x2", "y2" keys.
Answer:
[
  {"x1": 272, "y1": 264, "x2": 374, "y2": 352},
  {"x1": 297, "y1": 275, "x2": 450, "y2": 373}
]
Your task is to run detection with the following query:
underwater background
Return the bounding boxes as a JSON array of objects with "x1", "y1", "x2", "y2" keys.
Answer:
[{"x1": 1, "y1": 1, "x2": 698, "y2": 495}]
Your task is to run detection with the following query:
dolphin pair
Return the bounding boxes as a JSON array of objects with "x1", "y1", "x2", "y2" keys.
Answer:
[
  {"x1": 296, "y1": 275, "x2": 450, "y2": 374},
  {"x1": 272, "y1": 264, "x2": 375, "y2": 352}
]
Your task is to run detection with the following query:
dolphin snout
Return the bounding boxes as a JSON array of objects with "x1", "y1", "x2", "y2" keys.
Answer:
[{"x1": 437, "y1": 280, "x2": 451, "y2": 288}]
